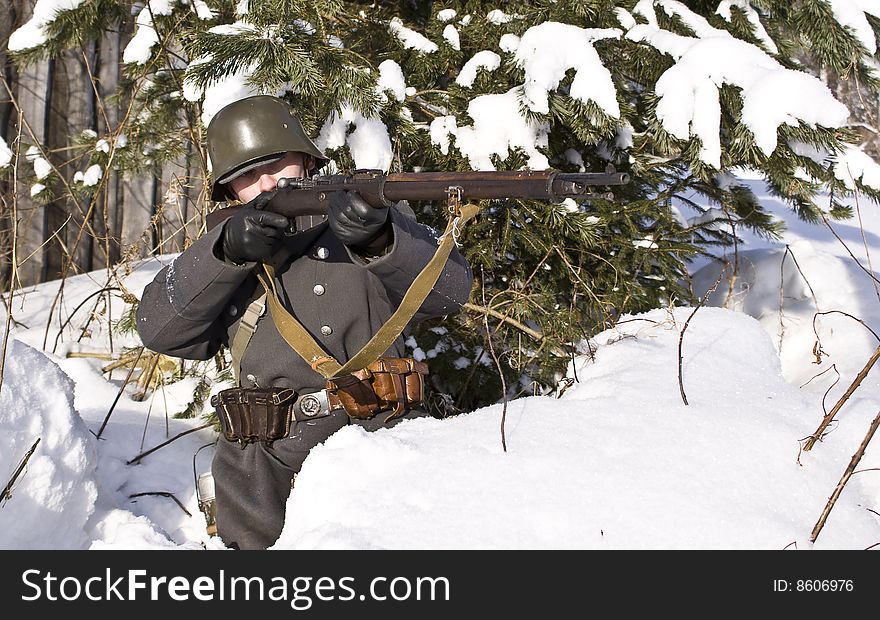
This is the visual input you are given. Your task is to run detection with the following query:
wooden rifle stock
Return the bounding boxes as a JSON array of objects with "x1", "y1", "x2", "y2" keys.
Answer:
[{"x1": 205, "y1": 167, "x2": 630, "y2": 230}]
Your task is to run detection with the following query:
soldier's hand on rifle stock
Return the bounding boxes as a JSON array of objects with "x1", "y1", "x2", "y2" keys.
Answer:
[
  {"x1": 328, "y1": 190, "x2": 391, "y2": 254},
  {"x1": 221, "y1": 190, "x2": 291, "y2": 264}
]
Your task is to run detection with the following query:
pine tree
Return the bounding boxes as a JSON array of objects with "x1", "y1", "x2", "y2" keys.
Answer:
[{"x1": 4, "y1": 0, "x2": 880, "y2": 414}]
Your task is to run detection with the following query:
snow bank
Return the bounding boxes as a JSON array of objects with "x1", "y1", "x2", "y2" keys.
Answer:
[
  {"x1": 274, "y1": 307, "x2": 875, "y2": 550},
  {"x1": 0, "y1": 338, "x2": 97, "y2": 549}
]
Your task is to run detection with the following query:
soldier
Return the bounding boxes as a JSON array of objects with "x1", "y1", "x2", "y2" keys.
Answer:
[{"x1": 136, "y1": 95, "x2": 473, "y2": 549}]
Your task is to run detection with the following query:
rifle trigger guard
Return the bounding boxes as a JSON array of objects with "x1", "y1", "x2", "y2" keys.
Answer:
[
  {"x1": 440, "y1": 186, "x2": 467, "y2": 248},
  {"x1": 445, "y1": 185, "x2": 463, "y2": 216}
]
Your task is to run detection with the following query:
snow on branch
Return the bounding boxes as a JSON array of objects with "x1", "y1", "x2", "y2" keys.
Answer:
[
  {"x1": 512, "y1": 22, "x2": 621, "y2": 118},
  {"x1": 8, "y1": 0, "x2": 87, "y2": 52},
  {"x1": 624, "y1": 1, "x2": 850, "y2": 169}
]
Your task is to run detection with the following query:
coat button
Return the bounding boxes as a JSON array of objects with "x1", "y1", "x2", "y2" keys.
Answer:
[
  {"x1": 313, "y1": 284, "x2": 325, "y2": 296},
  {"x1": 316, "y1": 247, "x2": 329, "y2": 259},
  {"x1": 228, "y1": 305, "x2": 238, "y2": 316},
  {"x1": 320, "y1": 325, "x2": 332, "y2": 335}
]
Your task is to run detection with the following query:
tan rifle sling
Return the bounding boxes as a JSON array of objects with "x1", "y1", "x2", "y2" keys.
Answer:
[
  {"x1": 251, "y1": 201, "x2": 479, "y2": 380},
  {"x1": 229, "y1": 292, "x2": 267, "y2": 385}
]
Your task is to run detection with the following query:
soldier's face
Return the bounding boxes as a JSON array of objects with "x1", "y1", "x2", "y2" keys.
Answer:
[{"x1": 229, "y1": 152, "x2": 313, "y2": 202}]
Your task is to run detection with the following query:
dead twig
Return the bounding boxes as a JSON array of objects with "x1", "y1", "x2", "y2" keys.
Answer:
[
  {"x1": 95, "y1": 346, "x2": 145, "y2": 439},
  {"x1": 51, "y1": 286, "x2": 120, "y2": 354},
  {"x1": 810, "y1": 407, "x2": 880, "y2": 543},
  {"x1": 813, "y1": 310, "x2": 880, "y2": 346},
  {"x1": 803, "y1": 344, "x2": 880, "y2": 451},
  {"x1": 1, "y1": 438, "x2": 41, "y2": 506},
  {"x1": 128, "y1": 491, "x2": 192, "y2": 517},
  {"x1": 780, "y1": 245, "x2": 821, "y2": 344},
  {"x1": 0, "y1": 111, "x2": 24, "y2": 396},
  {"x1": 818, "y1": 209, "x2": 880, "y2": 290},
  {"x1": 481, "y1": 268, "x2": 507, "y2": 453},
  {"x1": 679, "y1": 265, "x2": 728, "y2": 406},
  {"x1": 464, "y1": 302, "x2": 545, "y2": 342},
  {"x1": 127, "y1": 423, "x2": 213, "y2": 465}
]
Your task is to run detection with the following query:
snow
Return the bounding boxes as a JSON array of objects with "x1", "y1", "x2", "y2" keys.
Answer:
[
  {"x1": 7, "y1": 0, "x2": 86, "y2": 52},
  {"x1": 625, "y1": 3, "x2": 851, "y2": 168},
  {"x1": 456, "y1": 51, "x2": 501, "y2": 87},
  {"x1": 438, "y1": 89, "x2": 550, "y2": 171},
  {"x1": 437, "y1": 9, "x2": 457, "y2": 23},
  {"x1": 1, "y1": 175, "x2": 879, "y2": 551},
  {"x1": 389, "y1": 17, "x2": 438, "y2": 54},
  {"x1": 514, "y1": 22, "x2": 621, "y2": 118},
  {"x1": 442, "y1": 24, "x2": 461, "y2": 51},
  {"x1": 33, "y1": 157, "x2": 52, "y2": 180},
  {"x1": 277, "y1": 306, "x2": 872, "y2": 550},
  {"x1": 486, "y1": 10, "x2": 518, "y2": 25},
  {"x1": 377, "y1": 60, "x2": 407, "y2": 102},
  {"x1": 0, "y1": 339, "x2": 97, "y2": 549},
  {"x1": 0, "y1": 137, "x2": 12, "y2": 168},
  {"x1": 828, "y1": 0, "x2": 880, "y2": 53},
  {"x1": 80, "y1": 164, "x2": 103, "y2": 187},
  {"x1": 122, "y1": 0, "x2": 177, "y2": 65},
  {"x1": 716, "y1": 1, "x2": 778, "y2": 53},
  {"x1": 316, "y1": 106, "x2": 394, "y2": 172}
]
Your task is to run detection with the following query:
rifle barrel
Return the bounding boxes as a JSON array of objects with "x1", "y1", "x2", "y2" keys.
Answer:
[
  {"x1": 206, "y1": 169, "x2": 630, "y2": 230},
  {"x1": 379, "y1": 170, "x2": 629, "y2": 202}
]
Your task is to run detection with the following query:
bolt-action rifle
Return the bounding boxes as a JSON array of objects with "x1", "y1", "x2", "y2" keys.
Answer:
[{"x1": 205, "y1": 167, "x2": 630, "y2": 230}]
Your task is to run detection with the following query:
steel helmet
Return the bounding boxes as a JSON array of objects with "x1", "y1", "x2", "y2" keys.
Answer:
[{"x1": 206, "y1": 95, "x2": 329, "y2": 202}]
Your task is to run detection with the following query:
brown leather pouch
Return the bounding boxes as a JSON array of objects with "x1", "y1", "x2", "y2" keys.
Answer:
[
  {"x1": 326, "y1": 357, "x2": 428, "y2": 422},
  {"x1": 211, "y1": 387, "x2": 296, "y2": 443}
]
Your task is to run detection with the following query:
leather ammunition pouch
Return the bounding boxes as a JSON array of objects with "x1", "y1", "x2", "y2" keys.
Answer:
[
  {"x1": 211, "y1": 387, "x2": 299, "y2": 444},
  {"x1": 211, "y1": 358, "x2": 428, "y2": 443},
  {"x1": 326, "y1": 357, "x2": 428, "y2": 422}
]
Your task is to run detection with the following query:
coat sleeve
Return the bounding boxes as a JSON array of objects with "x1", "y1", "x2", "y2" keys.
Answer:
[
  {"x1": 361, "y1": 206, "x2": 473, "y2": 323},
  {"x1": 136, "y1": 224, "x2": 256, "y2": 360}
]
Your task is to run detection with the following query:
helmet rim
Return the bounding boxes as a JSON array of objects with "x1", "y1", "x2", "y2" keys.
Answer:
[{"x1": 207, "y1": 95, "x2": 329, "y2": 202}]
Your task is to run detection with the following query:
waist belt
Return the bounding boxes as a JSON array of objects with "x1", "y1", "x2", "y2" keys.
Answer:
[{"x1": 211, "y1": 357, "x2": 429, "y2": 444}]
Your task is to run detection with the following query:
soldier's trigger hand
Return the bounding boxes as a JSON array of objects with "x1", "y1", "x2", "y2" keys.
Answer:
[
  {"x1": 221, "y1": 192, "x2": 291, "y2": 265},
  {"x1": 328, "y1": 190, "x2": 390, "y2": 248}
]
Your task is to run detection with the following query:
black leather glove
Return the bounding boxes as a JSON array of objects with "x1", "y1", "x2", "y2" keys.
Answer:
[
  {"x1": 328, "y1": 191, "x2": 391, "y2": 253},
  {"x1": 221, "y1": 191, "x2": 290, "y2": 264}
]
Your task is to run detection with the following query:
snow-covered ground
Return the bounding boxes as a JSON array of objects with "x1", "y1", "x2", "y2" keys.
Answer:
[{"x1": 0, "y1": 176, "x2": 878, "y2": 551}]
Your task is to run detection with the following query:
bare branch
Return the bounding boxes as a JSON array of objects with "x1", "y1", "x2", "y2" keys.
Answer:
[
  {"x1": 1, "y1": 438, "x2": 41, "y2": 506},
  {"x1": 810, "y1": 407, "x2": 880, "y2": 543},
  {"x1": 679, "y1": 265, "x2": 728, "y2": 406},
  {"x1": 803, "y1": 344, "x2": 880, "y2": 451},
  {"x1": 127, "y1": 423, "x2": 214, "y2": 465},
  {"x1": 128, "y1": 491, "x2": 192, "y2": 517}
]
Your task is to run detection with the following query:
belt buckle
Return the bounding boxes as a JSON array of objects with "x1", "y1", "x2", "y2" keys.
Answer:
[{"x1": 296, "y1": 390, "x2": 330, "y2": 418}]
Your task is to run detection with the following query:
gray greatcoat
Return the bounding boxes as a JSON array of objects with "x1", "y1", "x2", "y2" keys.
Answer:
[{"x1": 136, "y1": 206, "x2": 473, "y2": 549}]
